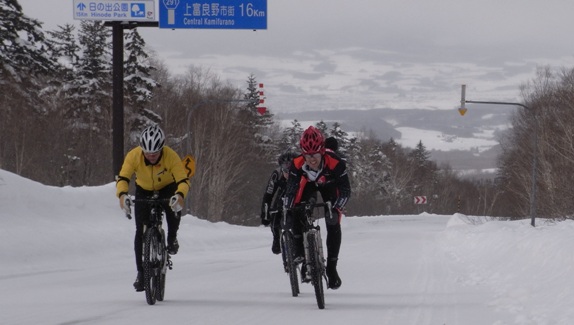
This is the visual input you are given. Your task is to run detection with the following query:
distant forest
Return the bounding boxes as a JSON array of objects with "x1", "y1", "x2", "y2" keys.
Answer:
[{"x1": 3, "y1": 1, "x2": 574, "y2": 224}]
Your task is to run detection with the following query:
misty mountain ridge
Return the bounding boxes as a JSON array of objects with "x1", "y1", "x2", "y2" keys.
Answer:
[{"x1": 277, "y1": 105, "x2": 515, "y2": 176}]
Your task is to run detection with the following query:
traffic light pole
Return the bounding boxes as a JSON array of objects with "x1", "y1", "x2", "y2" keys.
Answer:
[{"x1": 460, "y1": 85, "x2": 538, "y2": 227}]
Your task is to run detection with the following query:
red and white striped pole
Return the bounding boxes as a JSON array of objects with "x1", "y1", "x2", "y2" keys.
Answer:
[{"x1": 257, "y1": 83, "x2": 267, "y2": 115}]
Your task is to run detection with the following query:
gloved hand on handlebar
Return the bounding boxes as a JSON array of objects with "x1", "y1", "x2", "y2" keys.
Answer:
[
  {"x1": 169, "y1": 193, "x2": 184, "y2": 212},
  {"x1": 333, "y1": 196, "x2": 348, "y2": 211},
  {"x1": 261, "y1": 203, "x2": 270, "y2": 226},
  {"x1": 119, "y1": 194, "x2": 131, "y2": 214},
  {"x1": 324, "y1": 207, "x2": 341, "y2": 226}
]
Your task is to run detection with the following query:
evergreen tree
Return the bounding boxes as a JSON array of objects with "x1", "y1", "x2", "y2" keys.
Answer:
[
  {"x1": 410, "y1": 140, "x2": 431, "y2": 167},
  {"x1": 70, "y1": 21, "x2": 112, "y2": 105},
  {"x1": 328, "y1": 122, "x2": 350, "y2": 157},
  {"x1": 0, "y1": 0, "x2": 56, "y2": 87},
  {"x1": 64, "y1": 21, "x2": 112, "y2": 185},
  {"x1": 347, "y1": 136, "x2": 389, "y2": 214},
  {"x1": 243, "y1": 74, "x2": 275, "y2": 145},
  {"x1": 280, "y1": 119, "x2": 304, "y2": 153},
  {"x1": 46, "y1": 24, "x2": 80, "y2": 97},
  {"x1": 408, "y1": 140, "x2": 436, "y2": 198},
  {"x1": 244, "y1": 74, "x2": 259, "y2": 112},
  {"x1": 0, "y1": 0, "x2": 58, "y2": 179},
  {"x1": 124, "y1": 27, "x2": 160, "y2": 144},
  {"x1": 48, "y1": 24, "x2": 80, "y2": 67},
  {"x1": 315, "y1": 120, "x2": 328, "y2": 135}
]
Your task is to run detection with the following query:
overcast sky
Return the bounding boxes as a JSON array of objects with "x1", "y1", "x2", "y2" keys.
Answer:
[{"x1": 19, "y1": 0, "x2": 574, "y2": 113}]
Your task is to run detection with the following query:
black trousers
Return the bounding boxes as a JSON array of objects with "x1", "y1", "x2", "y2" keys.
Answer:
[
  {"x1": 290, "y1": 212, "x2": 342, "y2": 260},
  {"x1": 291, "y1": 186, "x2": 342, "y2": 260},
  {"x1": 133, "y1": 183, "x2": 180, "y2": 272}
]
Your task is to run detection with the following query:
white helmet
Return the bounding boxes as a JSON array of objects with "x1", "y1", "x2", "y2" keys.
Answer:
[{"x1": 140, "y1": 125, "x2": 165, "y2": 153}]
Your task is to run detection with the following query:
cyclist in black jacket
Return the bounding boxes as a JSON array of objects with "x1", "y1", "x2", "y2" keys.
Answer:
[
  {"x1": 284, "y1": 126, "x2": 351, "y2": 290},
  {"x1": 260, "y1": 152, "x2": 296, "y2": 254}
]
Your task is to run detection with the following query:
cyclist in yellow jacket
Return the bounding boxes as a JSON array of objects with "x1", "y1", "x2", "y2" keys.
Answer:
[{"x1": 116, "y1": 125, "x2": 190, "y2": 292}]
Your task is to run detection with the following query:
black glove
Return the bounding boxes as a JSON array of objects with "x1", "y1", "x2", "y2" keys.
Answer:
[
  {"x1": 283, "y1": 196, "x2": 294, "y2": 210},
  {"x1": 333, "y1": 196, "x2": 348, "y2": 210},
  {"x1": 261, "y1": 203, "x2": 271, "y2": 226},
  {"x1": 326, "y1": 207, "x2": 341, "y2": 226},
  {"x1": 261, "y1": 213, "x2": 271, "y2": 226}
]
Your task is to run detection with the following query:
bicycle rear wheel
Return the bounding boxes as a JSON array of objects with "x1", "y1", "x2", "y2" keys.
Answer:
[
  {"x1": 281, "y1": 231, "x2": 299, "y2": 297},
  {"x1": 143, "y1": 227, "x2": 160, "y2": 305},
  {"x1": 307, "y1": 231, "x2": 325, "y2": 309}
]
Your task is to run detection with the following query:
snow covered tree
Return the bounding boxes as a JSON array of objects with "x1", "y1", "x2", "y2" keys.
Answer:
[
  {"x1": 124, "y1": 27, "x2": 160, "y2": 144},
  {"x1": 0, "y1": 0, "x2": 59, "y2": 178},
  {"x1": 45, "y1": 24, "x2": 80, "y2": 99},
  {"x1": 346, "y1": 135, "x2": 390, "y2": 215},
  {"x1": 63, "y1": 21, "x2": 112, "y2": 186},
  {"x1": 48, "y1": 24, "x2": 80, "y2": 66},
  {"x1": 0, "y1": 0, "x2": 56, "y2": 91},
  {"x1": 377, "y1": 138, "x2": 414, "y2": 213},
  {"x1": 327, "y1": 122, "x2": 351, "y2": 157},
  {"x1": 242, "y1": 74, "x2": 276, "y2": 149},
  {"x1": 280, "y1": 120, "x2": 304, "y2": 153},
  {"x1": 315, "y1": 120, "x2": 328, "y2": 135},
  {"x1": 410, "y1": 140, "x2": 431, "y2": 168}
]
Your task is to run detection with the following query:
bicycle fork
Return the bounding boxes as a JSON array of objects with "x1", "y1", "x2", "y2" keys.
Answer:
[{"x1": 159, "y1": 228, "x2": 173, "y2": 271}]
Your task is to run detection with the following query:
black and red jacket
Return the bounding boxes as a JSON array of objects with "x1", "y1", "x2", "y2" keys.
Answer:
[
  {"x1": 284, "y1": 151, "x2": 351, "y2": 210},
  {"x1": 261, "y1": 168, "x2": 288, "y2": 216}
]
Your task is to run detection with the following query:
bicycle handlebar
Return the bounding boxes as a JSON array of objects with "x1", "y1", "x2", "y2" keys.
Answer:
[
  {"x1": 131, "y1": 198, "x2": 171, "y2": 204},
  {"x1": 124, "y1": 196, "x2": 172, "y2": 220},
  {"x1": 288, "y1": 199, "x2": 333, "y2": 220}
]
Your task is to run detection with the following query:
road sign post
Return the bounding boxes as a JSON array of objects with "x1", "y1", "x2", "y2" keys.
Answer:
[{"x1": 73, "y1": 1, "x2": 157, "y2": 176}]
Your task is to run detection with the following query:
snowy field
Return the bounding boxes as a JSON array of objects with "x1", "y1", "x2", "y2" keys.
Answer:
[{"x1": 2, "y1": 168, "x2": 574, "y2": 325}]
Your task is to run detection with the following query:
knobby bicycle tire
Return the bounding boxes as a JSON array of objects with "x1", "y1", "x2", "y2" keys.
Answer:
[
  {"x1": 307, "y1": 231, "x2": 325, "y2": 309},
  {"x1": 281, "y1": 232, "x2": 300, "y2": 297},
  {"x1": 156, "y1": 229, "x2": 167, "y2": 302},
  {"x1": 143, "y1": 227, "x2": 160, "y2": 305}
]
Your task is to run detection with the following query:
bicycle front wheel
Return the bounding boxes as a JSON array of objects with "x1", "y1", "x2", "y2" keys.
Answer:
[
  {"x1": 281, "y1": 231, "x2": 299, "y2": 297},
  {"x1": 307, "y1": 231, "x2": 325, "y2": 309},
  {"x1": 143, "y1": 227, "x2": 160, "y2": 305},
  {"x1": 156, "y1": 229, "x2": 167, "y2": 302}
]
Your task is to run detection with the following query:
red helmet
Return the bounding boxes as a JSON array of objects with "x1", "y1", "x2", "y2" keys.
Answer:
[{"x1": 300, "y1": 126, "x2": 325, "y2": 154}]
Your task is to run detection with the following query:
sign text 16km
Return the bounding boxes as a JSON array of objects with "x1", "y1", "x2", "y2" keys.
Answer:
[{"x1": 160, "y1": 0, "x2": 267, "y2": 29}]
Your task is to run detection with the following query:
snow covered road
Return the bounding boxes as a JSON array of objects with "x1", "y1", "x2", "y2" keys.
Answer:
[{"x1": 3, "y1": 170, "x2": 573, "y2": 324}]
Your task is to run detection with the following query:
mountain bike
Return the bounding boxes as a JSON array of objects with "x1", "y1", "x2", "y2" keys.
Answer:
[
  {"x1": 126, "y1": 193, "x2": 175, "y2": 305},
  {"x1": 283, "y1": 198, "x2": 332, "y2": 309}
]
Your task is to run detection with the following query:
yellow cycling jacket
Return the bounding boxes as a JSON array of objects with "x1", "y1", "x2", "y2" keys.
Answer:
[{"x1": 116, "y1": 146, "x2": 190, "y2": 198}]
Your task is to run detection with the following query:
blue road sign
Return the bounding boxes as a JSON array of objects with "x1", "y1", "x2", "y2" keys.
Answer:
[
  {"x1": 73, "y1": 0, "x2": 156, "y2": 21},
  {"x1": 159, "y1": 0, "x2": 267, "y2": 29}
]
